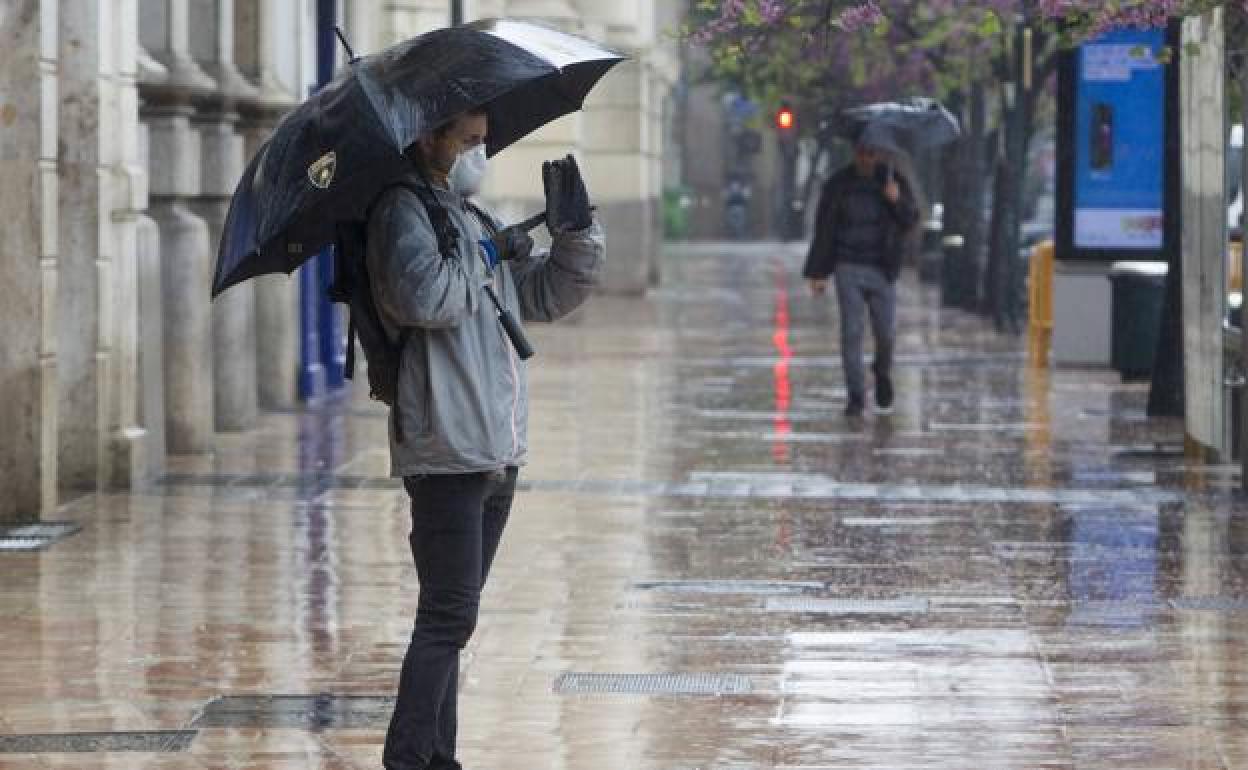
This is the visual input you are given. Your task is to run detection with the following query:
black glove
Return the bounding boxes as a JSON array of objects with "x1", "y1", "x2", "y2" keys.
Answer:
[
  {"x1": 492, "y1": 224, "x2": 535, "y2": 262},
  {"x1": 542, "y1": 154, "x2": 593, "y2": 233}
]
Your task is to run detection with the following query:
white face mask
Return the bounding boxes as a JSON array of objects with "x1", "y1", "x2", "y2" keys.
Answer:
[{"x1": 448, "y1": 145, "x2": 489, "y2": 196}]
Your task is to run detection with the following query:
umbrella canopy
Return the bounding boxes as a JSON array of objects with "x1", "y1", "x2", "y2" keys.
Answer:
[
  {"x1": 212, "y1": 18, "x2": 624, "y2": 297},
  {"x1": 856, "y1": 122, "x2": 905, "y2": 156},
  {"x1": 840, "y1": 97, "x2": 961, "y2": 151}
]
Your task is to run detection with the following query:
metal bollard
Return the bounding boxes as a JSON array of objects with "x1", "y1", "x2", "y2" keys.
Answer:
[
  {"x1": 1027, "y1": 238, "x2": 1055, "y2": 367},
  {"x1": 1028, "y1": 239, "x2": 1054, "y2": 335}
]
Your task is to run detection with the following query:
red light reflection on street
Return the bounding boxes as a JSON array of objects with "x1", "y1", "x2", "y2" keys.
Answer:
[{"x1": 773, "y1": 265, "x2": 792, "y2": 464}]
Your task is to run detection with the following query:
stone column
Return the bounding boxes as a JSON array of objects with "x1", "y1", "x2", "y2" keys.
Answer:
[
  {"x1": 233, "y1": 0, "x2": 290, "y2": 100},
  {"x1": 57, "y1": 0, "x2": 116, "y2": 493},
  {"x1": 647, "y1": 61, "x2": 675, "y2": 286},
  {"x1": 465, "y1": 0, "x2": 508, "y2": 22},
  {"x1": 0, "y1": 1, "x2": 59, "y2": 523},
  {"x1": 506, "y1": 0, "x2": 579, "y2": 22},
  {"x1": 107, "y1": 0, "x2": 159, "y2": 487},
  {"x1": 141, "y1": 0, "x2": 216, "y2": 92},
  {"x1": 579, "y1": 56, "x2": 653, "y2": 294},
  {"x1": 379, "y1": 0, "x2": 457, "y2": 41},
  {"x1": 191, "y1": 0, "x2": 259, "y2": 432},
  {"x1": 571, "y1": 0, "x2": 666, "y2": 294},
  {"x1": 475, "y1": 1, "x2": 584, "y2": 228},
  {"x1": 135, "y1": 207, "x2": 167, "y2": 474},
  {"x1": 236, "y1": 0, "x2": 298, "y2": 410},
  {"x1": 141, "y1": 0, "x2": 218, "y2": 453},
  {"x1": 343, "y1": 0, "x2": 380, "y2": 53},
  {"x1": 134, "y1": 54, "x2": 169, "y2": 477}
]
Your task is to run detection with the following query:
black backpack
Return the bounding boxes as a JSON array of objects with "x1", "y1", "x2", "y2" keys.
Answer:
[{"x1": 328, "y1": 182, "x2": 463, "y2": 438}]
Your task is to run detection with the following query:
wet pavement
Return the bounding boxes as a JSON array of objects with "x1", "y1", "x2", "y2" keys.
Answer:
[{"x1": 2, "y1": 241, "x2": 1248, "y2": 769}]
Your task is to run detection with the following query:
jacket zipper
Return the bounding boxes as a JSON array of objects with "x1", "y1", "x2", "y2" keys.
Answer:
[
  {"x1": 473, "y1": 207, "x2": 521, "y2": 462},
  {"x1": 497, "y1": 270, "x2": 521, "y2": 459}
]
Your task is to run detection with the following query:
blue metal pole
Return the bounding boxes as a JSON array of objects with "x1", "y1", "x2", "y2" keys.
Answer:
[
  {"x1": 315, "y1": 0, "x2": 346, "y2": 389},
  {"x1": 298, "y1": 0, "x2": 340, "y2": 402},
  {"x1": 319, "y1": 249, "x2": 346, "y2": 388},
  {"x1": 298, "y1": 238, "x2": 325, "y2": 400}
]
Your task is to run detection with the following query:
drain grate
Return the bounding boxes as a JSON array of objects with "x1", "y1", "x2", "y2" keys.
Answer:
[
  {"x1": 1171, "y1": 597, "x2": 1248, "y2": 612},
  {"x1": 632, "y1": 579, "x2": 824, "y2": 596},
  {"x1": 0, "y1": 731, "x2": 196, "y2": 753},
  {"x1": 764, "y1": 597, "x2": 930, "y2": 615},
  {"x1": 193, "y1": 694, "x2": 395, "y2": 729},
  {"x1": 662, "y1": 767, "x2": 763, "y2": 770},
  {"x1": 553, "y1": 672, "x2": 752, "y2": 696},
  {"x1": 0, "y1": 522, "x2": 80, "y2": 552},
  {"x1": 159, "y1": 472, "x2": 402, "y2": 491}
]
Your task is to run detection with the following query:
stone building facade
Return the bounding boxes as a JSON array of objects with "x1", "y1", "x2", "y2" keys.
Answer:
[{"x1": 0, "y1": 0, "x2": 682, "y2": 523}]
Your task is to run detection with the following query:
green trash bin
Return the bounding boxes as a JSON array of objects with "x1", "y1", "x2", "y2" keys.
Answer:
[
  {"x1": 1109, "y1": 261, "x2": 1168, "y2": 381},
  {"x1": 662, "y1": 186, "x2": 692, "y2": 240}
]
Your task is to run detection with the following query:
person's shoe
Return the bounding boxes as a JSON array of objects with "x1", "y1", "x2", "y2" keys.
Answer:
[
  {"x1": 844, "y1": 394, "x2": 865, "y2": 418},
  {"x1": 875, "y1": 375, "x2": 894, "y2": 414}
]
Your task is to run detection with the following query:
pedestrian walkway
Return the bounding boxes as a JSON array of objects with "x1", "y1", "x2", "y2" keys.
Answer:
[{"x1": 2, "y1": 242, "x2": 1246, "y2": 769}]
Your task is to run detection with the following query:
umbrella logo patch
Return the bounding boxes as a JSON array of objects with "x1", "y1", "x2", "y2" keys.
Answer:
[{"x1": 308, "y1": 152, "x2": 337, "y2": 189}]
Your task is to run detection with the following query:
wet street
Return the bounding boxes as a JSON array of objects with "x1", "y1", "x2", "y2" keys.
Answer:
[{"x1": 3, "y1": 241, "x2": 1248, "y2": 769}]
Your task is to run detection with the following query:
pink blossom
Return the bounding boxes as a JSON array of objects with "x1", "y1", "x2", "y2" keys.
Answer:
[{"x1": 837, "y1": 1, "x2": 885, "y2": 33}]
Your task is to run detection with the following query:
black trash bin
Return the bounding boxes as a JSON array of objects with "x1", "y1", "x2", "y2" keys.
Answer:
[
  {"x1": 918, "y1": 204, "x2": 944, "y2": 284},
  {"x1": 940, "y1": 234, "x2": 965, "y2": 307},
  {"x1": 1109, "y1": 261, "x2": 1168, "y2": 381}
]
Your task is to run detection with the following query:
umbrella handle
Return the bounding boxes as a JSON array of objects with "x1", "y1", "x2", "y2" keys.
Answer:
[
  {"x1": 483, "y1": 284, "x2": 535, "y2": 360},
  {"x1": 516, "y1": 211, "x2": 547, "y2": 232},
  {"x1": 516, "y1": 205, "x2": 598, "y2": 233}
]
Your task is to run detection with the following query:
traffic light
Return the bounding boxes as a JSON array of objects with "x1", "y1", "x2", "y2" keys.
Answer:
[{"x1": 775, "y1": 104, "x2": 795, "y2": 133}]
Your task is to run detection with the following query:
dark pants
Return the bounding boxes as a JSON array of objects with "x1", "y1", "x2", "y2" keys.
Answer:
[
  {"x1": 383, "y1": 467, "x2": 518, "y2": 770},
  {"x1": 835, "y1": 263, "x2": 896, "y2": 400}
]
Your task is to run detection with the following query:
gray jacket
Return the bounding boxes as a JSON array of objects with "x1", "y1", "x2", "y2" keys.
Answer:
[{"x1": 366, "y1": 175, "x2": 604, "y2": 477}]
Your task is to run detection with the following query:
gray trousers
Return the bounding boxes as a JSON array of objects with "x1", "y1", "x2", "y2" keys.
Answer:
[{"x1": 834, "y1": 263, "x2": 896, "y2": 399}]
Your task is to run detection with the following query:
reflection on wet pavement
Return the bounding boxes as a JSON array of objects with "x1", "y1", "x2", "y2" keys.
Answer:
[{"x1": 2, "y1": 242, "x2": 1247, "y2": 769}]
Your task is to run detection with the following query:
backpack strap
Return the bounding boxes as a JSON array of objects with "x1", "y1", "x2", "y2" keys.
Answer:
[
  {"x1": 407, "y1": 183, "x2": 463, "y2": 263},
  {"x1": 464, "y1": 200, "x2": 500, "y2": 237}
]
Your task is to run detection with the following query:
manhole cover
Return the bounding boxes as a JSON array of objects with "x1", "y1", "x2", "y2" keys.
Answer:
[
  {"x1": 632, "y1": 580, "x2": 824, "y2": 595},
  {"x1": 193, "y1": 694, "x2": 395, "y2": 729},
  {"x1": 764, "y1": 597, "x2": 930, "y2": 615},
  {"x1": 0, "y1": 522, "x2": 80, "y2": 552},
  {"x1": 0, "y1": 731, "x2": 196, "y2": 753},
  {"x1": 553, "y1": 672, "x2": 752, "y2": 696}
]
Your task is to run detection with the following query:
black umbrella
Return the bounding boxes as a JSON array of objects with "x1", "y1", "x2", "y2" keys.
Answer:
[
  {"x1": 212, "y1": 18, "x2": 624, "y2": 297},
  {"x1": 840, "y1": 97, "x2": 961, "y2": 151}
]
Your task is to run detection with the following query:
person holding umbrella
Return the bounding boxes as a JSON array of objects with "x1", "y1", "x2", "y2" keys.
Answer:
[
  {"x1": 804, "y1": 122, "x2": 921, "y2": 417},
  {"x1": 209, "y1": 20, "x2": 623, "y2": 770},
  {"x1": 371, "y1": 105, "x2": 602, "y2": 770}
]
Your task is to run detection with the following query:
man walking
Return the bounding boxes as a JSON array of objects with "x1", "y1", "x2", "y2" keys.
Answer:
[
  {"x1": 803, "y1": 125, "x2": 920, "y2": 417},
  {"x1": 368, "y1": 106, "x2": 604, "y2": 770}
]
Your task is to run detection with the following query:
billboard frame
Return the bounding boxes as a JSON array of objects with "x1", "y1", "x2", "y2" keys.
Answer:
[{"x1": 1056, "y1": 22, "x2": 1181, "y2": 263}]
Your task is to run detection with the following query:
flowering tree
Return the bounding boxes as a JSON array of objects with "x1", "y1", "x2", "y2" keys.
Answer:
[
  {"x1": 687, "y1": 0, "x2": 1246, "y2": 329},
  {"x1": 687, "y1": 0, "x2": 1059, "y2": 324},
  {"x1": 690, "y1": 1, "x2": 1241, "y2": 43},
  {"x1": 687, "y1": 0, "x2": 1240, "y2": 149}
]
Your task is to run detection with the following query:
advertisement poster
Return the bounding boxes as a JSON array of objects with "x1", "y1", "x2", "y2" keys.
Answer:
[{"x1": 1072, "y1": 28, "x2": 1168, "y2": 251}]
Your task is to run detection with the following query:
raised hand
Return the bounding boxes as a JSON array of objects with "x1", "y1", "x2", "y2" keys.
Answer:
[{"x1": 542, "y1": 154, "x2": 593, "y2": 234}]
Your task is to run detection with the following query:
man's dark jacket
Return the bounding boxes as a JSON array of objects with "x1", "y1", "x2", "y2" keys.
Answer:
[{"x1": 802, "y1": 165, "x2": 920, "y2": 283}]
